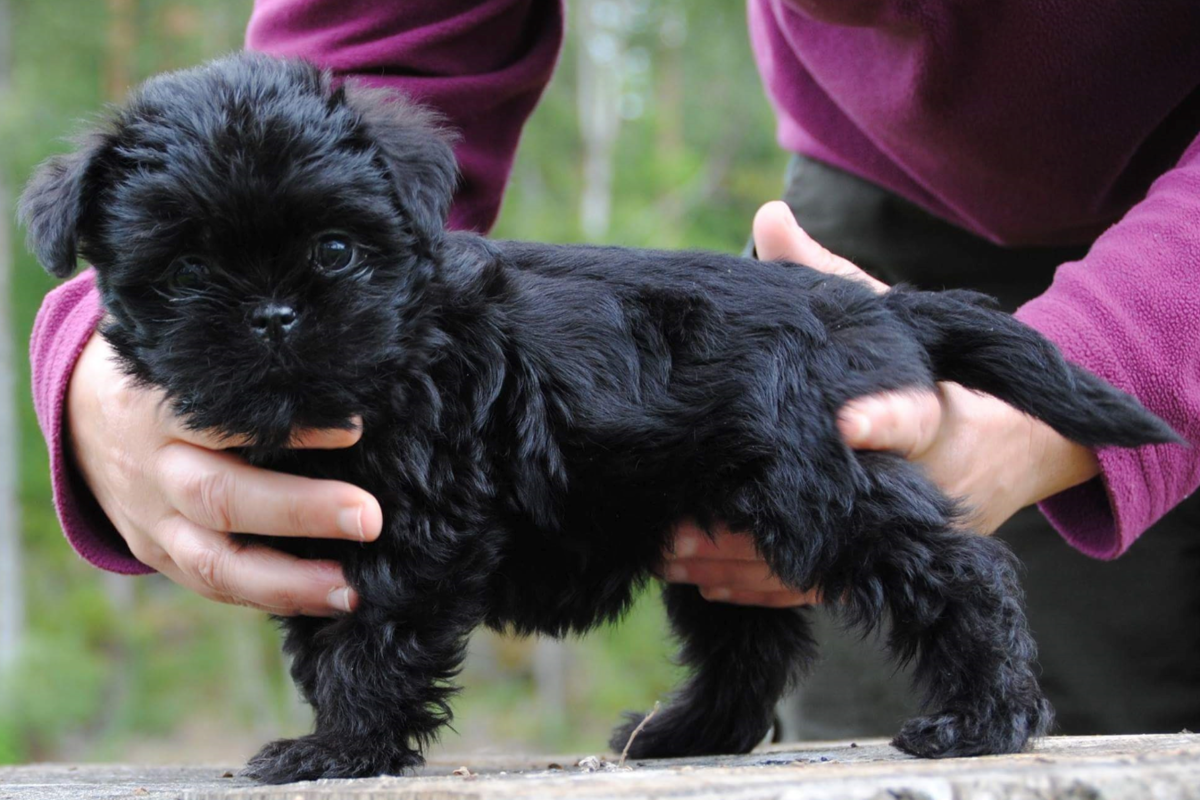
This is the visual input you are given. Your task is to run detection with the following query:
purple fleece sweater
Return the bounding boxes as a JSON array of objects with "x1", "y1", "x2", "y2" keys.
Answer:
[{"x1": 31, "y1": 0, "x2": 1200, "y2": 575}]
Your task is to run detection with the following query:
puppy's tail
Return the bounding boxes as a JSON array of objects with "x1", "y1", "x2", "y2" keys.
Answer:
[{"x1": 884, "y1": 287, "x2": 1183, "y2": 449}]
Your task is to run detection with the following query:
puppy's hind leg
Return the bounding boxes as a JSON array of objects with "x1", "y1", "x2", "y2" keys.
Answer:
[
  {"x1": 885, "y1": 533, "x2": 1052, "y2": 757},
  {"x1": 819, "y1": 454, "x2": 1053, "y2": 758},
  {"x1": 610, "y1": 582, "x2": 817, "y2": 760}
]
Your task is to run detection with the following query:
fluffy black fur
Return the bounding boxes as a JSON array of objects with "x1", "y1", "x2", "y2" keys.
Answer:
[{"x1": 20, "y1": 54, "x2": 1182, "y2": 783}]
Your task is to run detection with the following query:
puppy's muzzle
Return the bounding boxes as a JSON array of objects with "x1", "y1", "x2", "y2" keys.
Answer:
[{"x1": 250, "y1": 302, "x2": 298, "y2": 344}]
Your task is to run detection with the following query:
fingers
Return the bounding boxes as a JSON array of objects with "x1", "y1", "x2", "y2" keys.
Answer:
[
  {"x1": 699, "y1": 588, "x2": 820, "y2": 608},
  {"x1": 665, "y1": 521, "x2": 822, "y2": 607},
  {"x1": 157, "y1": 516, "x2": 358, "y2": 617},
  {"x1": 837, "y1": 389, "x2": 945, "y2": 457},
  {"x1": 287, "y1": 422, "x2": 363, "y2": 449},
  {"x1": 752, "y1": 201, "x2": 889, "y2": 293},
  {"x1": 157, "y1": 442, "x2": 383, "y2": 541},
  {"x1": 666, "y1": 560, "x2": 822, "y2": 606},
  {"x1": 163, "y1": 414, "x2": 364, "y2": 451},
  {"x1": 668, "y1": 520, "x2": 761, "y2": 560},
  {"x1": 664, "y1": 557, "x2": 777, "y2": 589}
]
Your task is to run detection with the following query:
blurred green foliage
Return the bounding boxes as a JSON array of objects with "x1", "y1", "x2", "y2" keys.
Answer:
[{"x1": 0, "y1": 0, "x2": 786, "y2": 763}]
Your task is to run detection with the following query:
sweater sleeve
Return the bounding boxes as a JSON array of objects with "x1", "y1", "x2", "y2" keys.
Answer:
[
  {"x1": 246, "y1": 0, "x2": 564, "y2": 233},
  {"x1": 1014, "y1": 135, "x2": 1200, "y2": 560},
  {"x1": 31, "y1": 270, "x2": 153, "y2": 574}
]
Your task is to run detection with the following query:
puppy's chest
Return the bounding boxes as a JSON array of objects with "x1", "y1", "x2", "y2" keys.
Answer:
[{"x1": 261, "y1": 428, "x2": 496, "y2": 548}]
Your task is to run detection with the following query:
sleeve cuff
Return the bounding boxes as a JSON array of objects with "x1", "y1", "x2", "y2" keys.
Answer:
[
  {"x1": 1017, "y1": 297, "x2": 1175, "y2": 560},
  {"x1": 32, "y1": 272, "x2": 154, "y2": 575}
]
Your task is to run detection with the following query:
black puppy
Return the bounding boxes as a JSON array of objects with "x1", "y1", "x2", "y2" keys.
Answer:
[{"x1": 20, "y1": 54, "x2": 1180, "y2": 783}]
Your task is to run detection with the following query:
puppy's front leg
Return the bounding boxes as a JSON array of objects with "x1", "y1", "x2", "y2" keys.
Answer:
[{"x1": 244, "y1": 597, "x2": 479, "y2": 783}]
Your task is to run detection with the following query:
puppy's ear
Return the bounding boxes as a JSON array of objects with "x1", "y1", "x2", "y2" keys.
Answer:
[
  {"x1": 342, "y1": 84, "x2": 459, "y2": 247},
  {"x1": 18, "y1": 132, "x2": 113, "y2": 278}
]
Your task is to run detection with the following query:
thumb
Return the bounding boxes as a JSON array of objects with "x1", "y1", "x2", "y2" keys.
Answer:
[
  {"x1": 752, "y1": 201, "x2": 889, "y2": 293},
  {"x1": 837, "y1": 390, "x2": 944, "y2": 458}
]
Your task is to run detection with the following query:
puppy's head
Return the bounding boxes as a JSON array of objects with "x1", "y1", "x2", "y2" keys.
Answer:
[{"x1": 20, "y1": 53, "x2": 459, "y2": 452}]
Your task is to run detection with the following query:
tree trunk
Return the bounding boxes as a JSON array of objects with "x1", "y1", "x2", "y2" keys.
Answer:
[
  {"x1": 0, "y1": 0, "x2": 25, "y2": 687},
  {"x1": 105, "y1": 0, "x2": 136, "y2": 102},
  {"x1": 531, "y1": 636, "x2": 570, "y2": 731},
  {"x1": 576, "y1": 0, "x2": 630, "y2": 241},
  {"x1": 71, "y1": 0, "x2": 142, "y2": 750}
]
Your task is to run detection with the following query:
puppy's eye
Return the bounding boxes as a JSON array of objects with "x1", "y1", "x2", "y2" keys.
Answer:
[
  {"x1": 312, "y1": 235, "x2": 355, "y2": 273},
  {"x1": 168, "y1": 257, "x2": 209, "y2": 291}
]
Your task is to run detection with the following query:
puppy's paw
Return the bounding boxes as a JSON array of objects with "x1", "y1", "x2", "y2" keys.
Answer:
[
  {"x1": 608, "y1": 706, "x2": 769, "y2": 761},
  {"x1": 243, "y1": 735, "x2": 423, "y2": 784},
  {"x1": 893, "y1": 711, "x2": 975, "y2": 759},
  {"x1": 893, "y1": 707, "x2": 1036, "y2": 759},
  {"x1": 609, "y1": 711, "x2": 664, "y2": 760}
]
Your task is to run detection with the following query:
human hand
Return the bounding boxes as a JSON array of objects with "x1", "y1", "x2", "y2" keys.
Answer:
[
  {"x1": 663, "y1": 201, "x2": 1099, "y2": 607},
  {"x1": 67, "y1": 330, "x2": 383, "y2": 616}
]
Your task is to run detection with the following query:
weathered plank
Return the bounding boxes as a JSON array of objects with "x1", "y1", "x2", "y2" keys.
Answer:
[
  {"x1": 2, "y1": 734, "x2": 1198, "y2": 800},
  {"x1": 0, "y1": 764, "x2": 244, "y2": 800}
]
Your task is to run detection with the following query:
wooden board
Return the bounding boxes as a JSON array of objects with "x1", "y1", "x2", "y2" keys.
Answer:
[{"x1": 2, "y1": 734, "x2": 1198, "y2": 800}]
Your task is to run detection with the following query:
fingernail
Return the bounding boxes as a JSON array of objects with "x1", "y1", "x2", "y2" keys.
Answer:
[
  {"x1": 838, "y1": 410, "x2": 871, "y2": 444},
  {"x1": 328, "y1": 586, "x2": 355, "y2": 613},
  {"x1": 337, "y1": 506, "x2": 364, "y2": 540},
  {"x1": 674, "y1": 534, "x2": 699, "y2": 558},
  {"x1": 664, "y1": 564, "x2": 688, "y2": 582}
]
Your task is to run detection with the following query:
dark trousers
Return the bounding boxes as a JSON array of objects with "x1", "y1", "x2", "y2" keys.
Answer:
[{"x1": 767, "y1": 155, "x2": 1200, "y2": 739}]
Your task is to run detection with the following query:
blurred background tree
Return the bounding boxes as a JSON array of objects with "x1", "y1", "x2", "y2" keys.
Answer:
[{"x1": 0, "y1": 0, "x2": 786, "y2": 764}]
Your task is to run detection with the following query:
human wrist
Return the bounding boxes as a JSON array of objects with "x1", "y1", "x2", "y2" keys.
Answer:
[
  {"x1": 1026, "y1": 419, "x2": 1101, "y2": 506},
  {"x1": 65, "y1": 331, "x2": 105, "y2": 492}
]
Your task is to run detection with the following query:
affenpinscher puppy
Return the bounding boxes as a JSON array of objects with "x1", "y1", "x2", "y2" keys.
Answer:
[{"x1": 21, "y1": 54, "x2": 1179, "y2": 783}]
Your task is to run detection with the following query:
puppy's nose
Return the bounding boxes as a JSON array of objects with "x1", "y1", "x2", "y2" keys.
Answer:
[{"x1": 250, "y1": 303, "x2": 298, "y2": 342}]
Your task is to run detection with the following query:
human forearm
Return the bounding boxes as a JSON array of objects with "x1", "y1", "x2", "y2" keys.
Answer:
[
  {"x1": 30, "y1": 270, "x2": 148, "y2": 573},
  {"x1": 1014, "y1": 136, "x2": 1200, "y2": 558}
]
